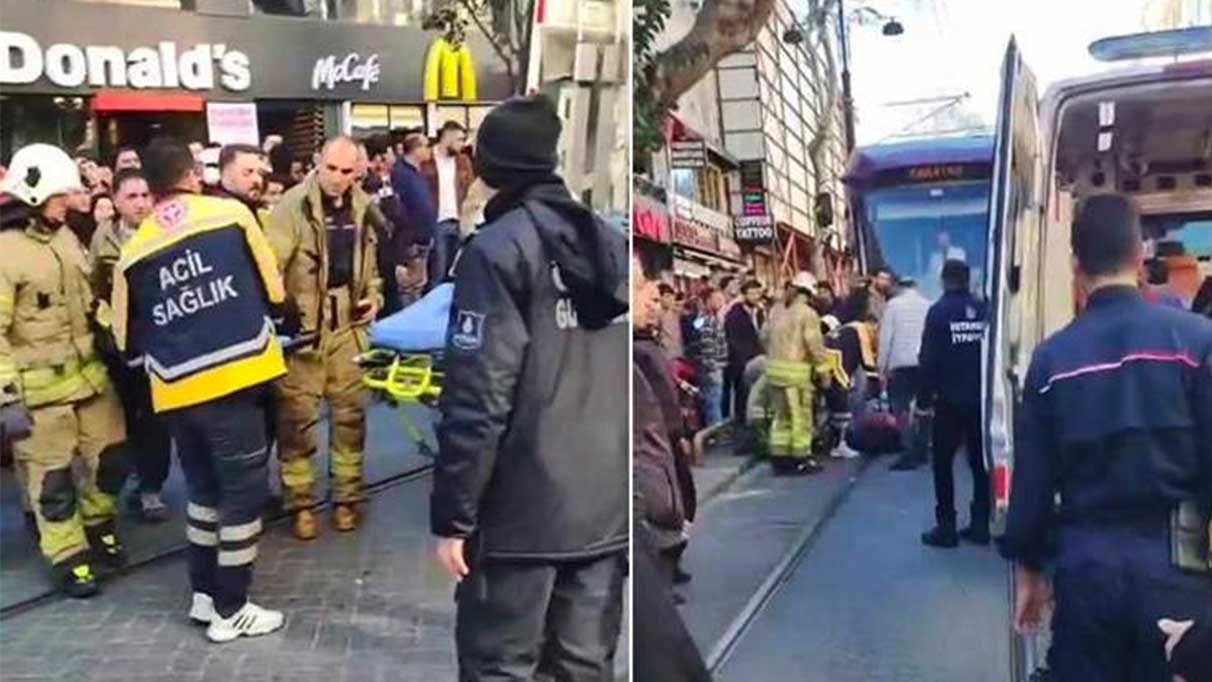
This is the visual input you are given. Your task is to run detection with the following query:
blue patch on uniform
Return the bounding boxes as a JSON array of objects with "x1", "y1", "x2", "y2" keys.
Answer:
[{"x1": 451, "y1": 310, "x2": 485, "y2": 351}]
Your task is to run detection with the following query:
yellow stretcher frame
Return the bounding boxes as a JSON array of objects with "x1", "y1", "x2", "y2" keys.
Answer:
[{"x1": 358, "y1": 348, "x2": 443, "y2": 458}]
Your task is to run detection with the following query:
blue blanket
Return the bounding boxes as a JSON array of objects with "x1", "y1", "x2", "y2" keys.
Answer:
[{"x1": 369, "y1": 283, "x2": 452, "y2": 352}]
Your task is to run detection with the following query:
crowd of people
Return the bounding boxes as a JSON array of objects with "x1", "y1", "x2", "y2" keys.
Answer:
[
  {"x1": 0, "y1": 94, "x2": 632, "y2": 671},
  {"x1": 0, "y1": 121, "x2": 489, "y2": 528}
]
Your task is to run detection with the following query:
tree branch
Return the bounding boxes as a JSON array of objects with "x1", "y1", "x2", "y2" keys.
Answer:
[
  {"x1": 649, "y1": 0, "x2": 779, "y2": 111},
  {"x1": 457, "y1": 0, "x2": 520, "y2": 92}
]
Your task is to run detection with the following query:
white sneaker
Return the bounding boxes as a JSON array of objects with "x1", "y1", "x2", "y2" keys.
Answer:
[
  {"x1": 205, "y1": 601, "x2": 285, "y2": 643},
  {"x1": 831, "y1": 442, "x2": 861, "y2": 459},
  {"x1": 189, "y1": 592, "x2": 217, "y2": 624}
]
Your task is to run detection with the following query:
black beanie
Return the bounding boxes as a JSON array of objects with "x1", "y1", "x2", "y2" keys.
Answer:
[{"x1": 474, "y1": 95, "x2": 562, "y2": 189}]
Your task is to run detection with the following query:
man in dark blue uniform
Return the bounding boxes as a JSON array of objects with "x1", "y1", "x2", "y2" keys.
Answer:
[
  {"x1": 1000, "y1": 195, "x2": 1212, "y2": 682},
  {"x1": 918, "y1": 260, "x2": 989, "y2": 547}
]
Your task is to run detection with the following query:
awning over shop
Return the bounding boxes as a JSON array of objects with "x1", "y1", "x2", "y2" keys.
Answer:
[{"x1": 92, "y1": 91, "x2": 204, "y2": 113}]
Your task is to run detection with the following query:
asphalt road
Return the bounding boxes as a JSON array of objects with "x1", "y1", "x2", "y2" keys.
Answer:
[{"x1": 685, "y1": 456, "x2": 1012, "y2": 682}]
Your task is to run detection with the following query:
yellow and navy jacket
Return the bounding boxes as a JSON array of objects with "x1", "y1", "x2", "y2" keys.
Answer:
[{"x1": 112, "y1": 193, "x2": 286, "y2": 413}]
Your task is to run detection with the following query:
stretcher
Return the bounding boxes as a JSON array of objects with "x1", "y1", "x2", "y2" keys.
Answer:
[{"x1": 356, "y1": 283, "x2": 453, "y2": 458}]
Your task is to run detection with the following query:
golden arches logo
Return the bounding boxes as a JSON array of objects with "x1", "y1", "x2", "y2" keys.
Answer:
[{"x1": 423, "y1": 38, "x2": 477, "y2": 101}]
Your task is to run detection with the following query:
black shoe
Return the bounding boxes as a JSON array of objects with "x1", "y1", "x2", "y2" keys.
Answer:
[
  {"x1": 673, "y1": 566, "x2": 692, "y2": 585},
  {"x1": 57, "y1": 559, "x2": 99, "y2": 599},
  {"x1": 890, "y1": 453, "x2": 925, "y2": 471},
  {"x1": 86, "y1": 523, "x2": 128, "y2": 572},
  {"x1": 921, "y1": 525, "x2": 959, "y2": 548},
  {"x1": 959, "y1": 525, "x2": 991, "y2": 545}
]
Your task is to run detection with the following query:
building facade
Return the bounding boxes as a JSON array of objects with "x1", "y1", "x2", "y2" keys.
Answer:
[
  {"x1": 716, "y1": 0, "x2": 849, "y2": 288},
  {"x1": 0, "y1": 0, "x2": 512, "y2": 163},
  {"x1": 635, "y1": 0, "x2": 849, "y2": 292}
]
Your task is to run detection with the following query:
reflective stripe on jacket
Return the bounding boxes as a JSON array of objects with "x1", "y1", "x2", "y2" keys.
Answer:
[
  {"x1": 112, "y1": 193, "x2": 286, "y2": 412},
  {"x1": 0, "y1": 222, "x2": 107, "y2": 407}
]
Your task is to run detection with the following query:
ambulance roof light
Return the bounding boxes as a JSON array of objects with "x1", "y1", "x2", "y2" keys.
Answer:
[{"x1": 1088, "y1": 27, "x2": 1212, "y2": 62}]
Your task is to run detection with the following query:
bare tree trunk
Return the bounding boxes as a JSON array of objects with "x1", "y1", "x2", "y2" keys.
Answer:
[{"x1": 649, "y1": 0, "x2": 779, "y2": 110}]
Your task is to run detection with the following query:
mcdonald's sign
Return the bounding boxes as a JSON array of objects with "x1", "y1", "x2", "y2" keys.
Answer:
[{"x1": 423, "y1": 37, "x2": 477, "y2": 101}]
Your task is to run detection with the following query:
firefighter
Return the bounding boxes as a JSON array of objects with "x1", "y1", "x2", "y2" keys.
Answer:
[
  {"x1": 1000, "y1": 195, "x2": 1212, "y2": 681},
  {"x1": 762, "y1": 271, "x2": 831, "y2": 475},
  {"x1": 266, "y1": 136, "x2": 381, "y2": 540},
  {"x1": 111, "y1": 137, "x2": 289, "y2": 642},
  {"x1": 0, "y1": 144, "x2": 129, "y2": 598}
]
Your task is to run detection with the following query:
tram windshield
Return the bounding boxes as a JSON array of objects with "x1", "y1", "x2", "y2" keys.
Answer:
[{"x1": 863, "y1": 180, "x2": 990, "y2": 300}]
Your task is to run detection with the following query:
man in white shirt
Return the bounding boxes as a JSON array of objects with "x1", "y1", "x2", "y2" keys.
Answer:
[
  {"x1": 422, "y1": 121, "x2": 474, "y2": 291},
  {"x1": 878, "y1": 277, "x2": 933, "y2": 471}
]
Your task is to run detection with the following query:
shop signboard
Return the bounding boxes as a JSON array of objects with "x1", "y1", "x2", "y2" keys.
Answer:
[
  {"x1": 734, "y1": 214, "x2": 775, "y2": 244},
  {"x1": 632, "y1": 192, "x2": 671, "y2": 244},
  {"x1": 0, "y1": 0, "x2": 510, "y2": 102},
  {"x1": 205, "y1": 102, "x2": 259, "y2": 146},
  {"x1": 739, "y1": 160, "x2": 767, "y2": 216},
  {"x1": 672, "y1": 217, "x2": 718, "y2": 253},
  {"x1": 670, "y1": 139, "x2": 706, "y2": 168}
]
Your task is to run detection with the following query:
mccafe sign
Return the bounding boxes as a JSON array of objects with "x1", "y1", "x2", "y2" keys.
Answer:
[
  {"x1": 312, "y1": 53, "x2": 381, "y2": 91},
  {"x1": 0, "y1": 31, "x2": 251, "y2": 91}
]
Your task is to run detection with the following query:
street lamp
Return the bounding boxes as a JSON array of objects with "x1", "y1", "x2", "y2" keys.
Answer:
[{"x1": 783, "y1": 2, "x2": 905, "y2": 152}]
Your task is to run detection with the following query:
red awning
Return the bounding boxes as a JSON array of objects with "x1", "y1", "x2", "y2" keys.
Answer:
[{"x1": 91, "y1": 91, "x2": 205, "y2": 113}]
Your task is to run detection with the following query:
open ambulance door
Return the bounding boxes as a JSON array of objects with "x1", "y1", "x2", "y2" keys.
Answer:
[
  {"x1": 984, "y1": 37, "x2": 1043, "y2": 533},
  {"x1": 985, "y1": 37, "x2": 1048, "y2": 682}
]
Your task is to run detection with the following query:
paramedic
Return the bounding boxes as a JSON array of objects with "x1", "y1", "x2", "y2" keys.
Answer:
[
  {"x1": 1000, "y1": 195, "x2": 1212, "y2": 682},
  {"x1": 266, "y1": 136, "x2": 382, "y2": 541},
  {"x1": 0, "y1": 144, "x2": 128, "y2": 598},
  {"x1": 431, "y1": 95, "x2": 629, "y2": 680},
  {"x1": 112, "y1": 136, "x2": 288, "y2": 642},
  {"x1": 918, "y1": 260, "x2": 989, "y2": 548}
]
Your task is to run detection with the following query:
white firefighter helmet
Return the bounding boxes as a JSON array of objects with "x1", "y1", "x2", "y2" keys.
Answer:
[
  {"x1": 0, "y1": 144, "x2": 82, "y2": 207},
  {"x1": 791, "y1": 271, "x2": 818, "y2": 294}
]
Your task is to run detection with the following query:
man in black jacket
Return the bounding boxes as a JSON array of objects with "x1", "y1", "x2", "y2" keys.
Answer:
[
  {"x1": 430, "y1": 95, "x2": 630, "y2": 680},
  {"x1": 918, "y1": 260, "x2": 989, "y2": 548},
  {"x1": 724, "y1": 280, "x2": 766, "y2": 433}
]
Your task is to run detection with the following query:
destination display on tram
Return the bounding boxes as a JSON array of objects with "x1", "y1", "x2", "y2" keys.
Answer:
[{"x1": 872, "y1": 162, "x2": 992, "y2": 187}]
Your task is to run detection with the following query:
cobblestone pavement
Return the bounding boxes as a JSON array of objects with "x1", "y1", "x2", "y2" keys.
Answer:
[
  {"x1": 1, "y1": 403, "x2": 436, "y2": 609},
  {"x1": 1, "y1": 473, "x2": 461, "y2": 682}
]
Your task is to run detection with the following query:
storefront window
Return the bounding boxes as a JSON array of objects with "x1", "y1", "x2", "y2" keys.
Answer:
[
  {"x1": 252, "y1": 0, "x2": 324, "y2": 17},
  {"x1": 350, "y1": 103, "x2": 425, "y2": 138},
  {"x1": 1, "y1": 95, "x2": 92, "y2": 163}
]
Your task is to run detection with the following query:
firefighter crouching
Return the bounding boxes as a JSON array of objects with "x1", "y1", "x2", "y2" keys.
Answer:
[
  {"x1": 111, "y1": 137, "x2": 290, "y2": 643},
  {"x1": 266, "y1": 136, "x2": 381, "y2": 540},
  {"x1": 0, "y1": 144, "x2": 129, "y2": 598},
  {"x1": 762, "y1": 272, "x2": 832, "y2": 475}
]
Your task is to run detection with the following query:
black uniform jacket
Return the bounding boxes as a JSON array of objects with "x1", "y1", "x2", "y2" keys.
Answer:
[
  {"x1": 1000, "y1": 286, "x2": 1212, "y2": 570},
  {"x1": 431, "y1": 179, "x2": 629, "y2": 561}
]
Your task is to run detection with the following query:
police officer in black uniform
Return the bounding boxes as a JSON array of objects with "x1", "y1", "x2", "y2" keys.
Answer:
[
  {"x1": 918, "y1": 259, "x2": 990, "y2": 547},
  {"x1": 430, "y1": 95, "x2": 630, "y2": 680},
  {"x1": 1000, "y1": 195, "x2": 1212, "y2": 682}
]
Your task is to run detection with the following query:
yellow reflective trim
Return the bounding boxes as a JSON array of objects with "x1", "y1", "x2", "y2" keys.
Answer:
[
  {"x1": 148, "y1": 341, "x2": 285, "y2": 412},
  {"x1": 20, "y1": 359, "x2": 106, "y2": 406},
  {"x1": 187, "y1": 502, "x2": 218, "y2": 523},
  {"x1": 0, "y1": 292, "x2": 13, "y2": 315},
  {"x1": 766, "y1": 359, "x2": 812, "y2": 387}
]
